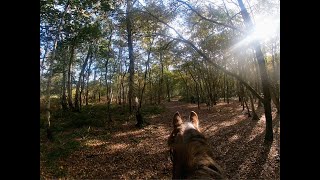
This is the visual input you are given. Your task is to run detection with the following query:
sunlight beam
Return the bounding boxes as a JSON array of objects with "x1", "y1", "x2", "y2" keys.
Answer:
[{"x1": 228, "y1": 15, "x2": 280, "y2": 52}]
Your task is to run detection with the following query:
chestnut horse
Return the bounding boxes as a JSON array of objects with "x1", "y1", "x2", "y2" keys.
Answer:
[{"x1": 168, "y1": 111, "x2": 225, "y2": 179}]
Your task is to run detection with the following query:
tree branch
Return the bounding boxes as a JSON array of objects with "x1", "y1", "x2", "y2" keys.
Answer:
[
  {"x1": 152, "y1": 32, "x2": 264, "y2": 102},
  {"x1": 176, "y1": 0, "x2": 243, "y2": 33},
  {"x1": 139, "y1": 6, "x2": 264, "y2": 102}
]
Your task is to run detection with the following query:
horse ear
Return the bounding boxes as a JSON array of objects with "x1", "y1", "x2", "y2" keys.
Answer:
[
  {"x1": 173, "y1": 111, "x2": 183, "y2": 130},
  {"x1": 190, "y1": 111, "x2": 199, "y2": 131}
]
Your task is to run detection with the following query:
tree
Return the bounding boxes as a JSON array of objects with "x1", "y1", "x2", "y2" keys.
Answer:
[
  {"x1": 126, "y1": 0, "x2": 135, "y2": 113},
  {"x1": 42, "y1": 0, "x2": 70, "y2": 141},
  {"x1": 237, "y1": 0, "x2": 273, "y2": 142}
]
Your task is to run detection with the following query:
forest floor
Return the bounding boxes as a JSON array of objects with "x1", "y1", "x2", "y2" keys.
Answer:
[{"x1": 40, "y1": 99, "x2": 280, "y2": 179}]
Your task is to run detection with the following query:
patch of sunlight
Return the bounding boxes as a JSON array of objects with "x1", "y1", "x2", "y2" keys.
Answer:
[
  {"x1": 219, "y1": 115, "x2": 245, "y2": 127},
  {"x1": 113, "y1": 130, "x2": 143, "y2": 138},
  {"x1": 204, "y1": 126, "x2": 218, "y2": 134},
  {"x1": 228, "y1": 14, "x2": 279, "y2": 53},
  {"x1": 83, "y1": 139, "x2": 107, "y2": 147},
  {"x1": 206, "y1": 115, "x2": 246, "y2": 136},
  {"x1": 109, "y1": 143, "x2": 129, "y2": 152},
  {"x1": 228, "y1": 134, "x2": 240, "y2": 142},
  {"x1": 247, "y1": 117, "x2": 266, "y2": 142}
]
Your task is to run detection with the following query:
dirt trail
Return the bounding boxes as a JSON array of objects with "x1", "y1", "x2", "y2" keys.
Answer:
[{"x1": 55, "y1": 100, "x2": 279, "y2": 179}]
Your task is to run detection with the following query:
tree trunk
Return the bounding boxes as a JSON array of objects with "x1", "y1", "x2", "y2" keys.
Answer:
[
  {"x1": 249, "y1": 93, "x2": 259, "y2": 120},
  {"x1": 226, "y1": 77, "x2": 229, "y2": 104},
  {"x1": 105, "y1": 55, "x2": 112, "y2": 123},
  {"x1": 158, "y1": 52, "x2": 164, "y2": 104},
  {"x1": 126, "y1": 0, "x2": 135, "y2": 113},
  {"x1": 271, "y1": 43, "x2": 280, "y2": 114},
  {"x1": 45, "y1": 0, "x2": 70, "y2": 141},
  {"x1": 74, "y1": 45, "x2": 92, "y2": 112},
  {"x1": 61, "y1": 48, "x2": 68, "y2": 111},
  {"x1": 166, "y1": 75, "x2": 171, "y2": 102},
  {"x1": 93, "y1": 70, "x2": 97, "y2": 101},
  {"x1": 244, "y1": 96, "x2": 251, "y2": 117},
  {"x1": 136, "y1": 49, "x2": 151, "y2": 128},
  {"x1": 67, "y1": 39, "x2": 76, "y2": 110},
  {"x1": 271, "y1": 86, "x2": 280, "y2": 114},
  {"x1": 85, "y1": 55, "x2": 94, "y2": 106},
  {"x1": 223, "y1": 73, "x2": 226, "y2": 102},
  {"x1": 240, "y1": 83, "x2": 245, "y2": 110},
  {"x1": 79, "y1": 70, "x2": 85, "y2": 109},
  {"x1": 189, "y1": 69, "x2": 200, "y2": 109},
  {"x1": 237, "y1": 0, "x2": 273, "y2": 142},
  {"x1": 98, "y1": 73, "x2": 102, "y2": 103}
]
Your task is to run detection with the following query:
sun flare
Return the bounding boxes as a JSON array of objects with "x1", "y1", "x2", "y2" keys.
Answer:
[
  {"x1": 229, "y1": 15, "x2": 279, "y2": 52},
  {"x1": 251, "y1": 15, "x2": 280, "y2": 41}
]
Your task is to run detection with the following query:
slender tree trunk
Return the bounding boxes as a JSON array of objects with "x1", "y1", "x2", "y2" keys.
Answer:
[
  {"x1": 237, "y1": 0, "x2": 273, "y2": 142},
  {"x1": 40, "y1": 39, "x2": 49, "y2": 82},
  {"x1": 139, "y1": 35, "x2": 153, "y2": 109},
  {"x1": 189, "y1": 69, "x2": 200, "y2": 109},
  {"x1": 79, "y1": 70, "x2": 85, "y2": 109},
  {"x1": 271, "y1": 43, "x2": 280, "y2": 114},
  {"x1": 271, "y1": 87, "x2": 280, "y2": 113},
  {"x1": 85, "y1": 54, "x2": 94, "y2": 106},
  {"x1": 223, "y1": 73, "x2": 226, "y2": 102},
  {"x1": 126, "y1": 0, "x2": 135, "y2": 113},
  {"x1": 158, "y1": 52, "x2": 164, "y2": 104},
  {"x1": 196, "y1": 85, "x2": 200, "y2": 109},
  {"x1": 105, "y1": 55, "x2": 112, "y2": 122},
  {"x1": 98, "y1": 74, "x2": 101, "y2": 103},
  {"x1": 93, "y1": 70, "x2": 97, "y2": 101},
  {"x1": 249, "y1": 93, "x2": 259, "y2": 120},
  {"x1": 136, "y1": 37, "x2": 153, "y2": 128},
  {"x1": 117, "y1": 48, "x2": 122, "y2": 105},
  {"x1": 61, "y1": 48, "x2": 68, "y2": 111},
  {"x1": 67, "y1": 39, "x2": 76, "y2": 110},
  {"x1": 244, "y1": 96, "x2": 251, "y2": 117},
  {"x1": 226, "y1": 77, "x2": 229, "y2": 104},
  {"x1": 166, "y1": 76, "x2": 171, "y2": 102},
  {"x1": 240, "y1": 83, "x2": 245, "y2": 110},
  {"x1": 45, "y1": 0, "x2": 70, "y2": 141},
  {"x1": 74, "y1": 45, "x2": 92, "y2": 112},
  {"x1": 104, "y1": 29, "x2": 113, "y2": 122}
]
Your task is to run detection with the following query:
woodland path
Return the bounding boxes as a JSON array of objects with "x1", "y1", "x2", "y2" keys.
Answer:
[{"x1": 43, "y1": 99, "x2": 280, "y2": 179}]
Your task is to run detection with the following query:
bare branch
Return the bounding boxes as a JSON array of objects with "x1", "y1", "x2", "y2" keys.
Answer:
[
  {"x1": 152, "y1": 32, "x2": 264, "y2": 102},
  {"x1": 176, "y1": 0, "x2": 243, "y2": 33},
  {"x1": 138, "y1": 5, "x2": 263, "y2": 102}
]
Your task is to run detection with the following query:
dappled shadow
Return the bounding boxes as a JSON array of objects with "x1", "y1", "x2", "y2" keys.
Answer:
[
  {"x1": 206, "y1": 112, "x2": 279, "y2": 179},
  {"x1": 48, "y1": 100, "x2": 279, "y2": 179},
  {"x1": 57, "y1": 108, "x2": 173, "y2": 179},
  {"x1": 66, "y1": 147, "x2": 171, "y2": 179},
  {"x1": 162, "y1": 100, "x2": 280, "y2": 179}
]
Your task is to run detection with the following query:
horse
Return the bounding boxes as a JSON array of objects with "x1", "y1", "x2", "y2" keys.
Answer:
[{"x1": 168, "y1": 111, "x2": 226, "y2": 179}]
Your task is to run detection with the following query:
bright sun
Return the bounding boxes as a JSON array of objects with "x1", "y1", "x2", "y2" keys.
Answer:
[
  {"x1": 251, "y1": 15, "x2": 280, "y2": 42},
  {"x1": 229, "y1": 14, "x2": 280, "y2": 52}
]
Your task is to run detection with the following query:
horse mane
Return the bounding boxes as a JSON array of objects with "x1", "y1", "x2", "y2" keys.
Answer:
[{"x1": 168, "y1": 112, "x2": 226, "y2": 179}]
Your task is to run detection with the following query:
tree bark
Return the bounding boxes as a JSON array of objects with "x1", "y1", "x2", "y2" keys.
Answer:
[
  {"x1": 166, "y1": 75, "x2": 171, "y2": 102},
  {"x1": 93, "y1": 69, "x2": 97, "y2": 101},
  {"x1": 189, "y1": 69, "x2": 200, "y2": 109},
  {"x1": 67, "y1": 39, "x2": 76, "y2": 110},
  {"x1": 45, "y1": 0, "x2": 70, "y2": 141},
  {"x1": 158, "y1": 52, "x2": 164, "y2": 104},
  {"x1": 249, "y1": 93, "x2": 259, "y2": 120},
  {"x1": 61, "y1": 47, "x2": 68, "y2": 111},
  {"x1": 126, "y1": 0, "x2": 135, "y2": 113},
  {"x1": 85, "y1": 60, "x2": 93, "y2": 106},
  {"x1": 74, "y1": 45, "x2": 92, "y2": 112},
  {"x1": 237, "y1": 0, "x2": 273, "y2": 142}
]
